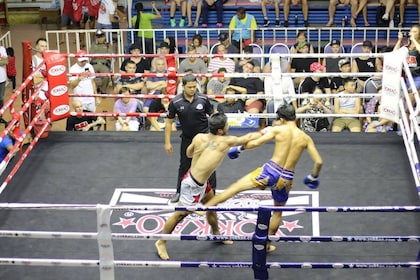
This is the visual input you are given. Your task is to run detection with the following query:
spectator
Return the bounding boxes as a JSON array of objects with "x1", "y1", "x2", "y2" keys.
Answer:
[
  {"x1": 207, "y1": 67, "x2": 230, "y2": 110},
  {"x1": 192, "y1": 34, "x2": 209, "y2": 64},
  {"x1": 326, "y1": 0, "x2": 351, "y2": 27},
  {"x1": 212, "y1": 33, "x2": 239, "y2": 63},
  {"x1": 216, "y1": 86, "x2": 245, "y2": 113},
  {"x1": 235, "y1": 45, "x2": 262, "y2": 73},
  {"x1": 393, "y1": 26, "x2": 420, "y2": 92},
  {"x1": 290, "y1": 30, "x2": 315, "y2": 54},
  {"x1": 0, "y1": 121, "x2": 22, "y2": 161},
  {"x1": 290, "y1": 41, "x2": 317, "y2": 87},
  {"x1": 380, "y1": 0, "x2": 396, "y2": 27},
  {"x1": 164, "y1": 74, "x2": 215, "y2": 203},
  {"x1": 261, "y1": 0, "x2": 280, "y2": 27},
  {"x1": 66, "y1": 99, "x2": 105, "y2": 131},
  {"x1": 192, "y1": 33, "x2": 208, "y2": 55},
  {"x1": 178, "y1": 45, "x2": 208, "y2": 92},
  {"x1": 96, "y1": 0, "x2": 118, "y2": 30},
  {"x1": 114, "y1": 60, "x2": 145, "y2": 95},
  {"x1": 187, "y1": 0, "x2": 202, "y2": 27},
  {"x1": 322, "y1": 39, "x2": 345, "y2": 73},
  {"x1": 351, "y1": 40, "x2": 381, "y2": 90},
  {"x1": 331, "y1": 58, "x2": 352, "y2": 93},
  {"x1": 396, "y1": 0, "x2": 420, "y2": 27},
  {"x1": 284, "y1": 0, "x2": 309, "y2": 27},
  {"x1": 132, "y1": 2, "x2": 162, "y2": 54},
  {"x1": 300, "y1": 86, "x2": 333, "y2": 132},
  {"x1": 228, "y1": 7, "x2": 258, "y2": 50},
  {"x1": 202, "y1": 0, "x2": 223, "y2": 27},
  {"x1": 153, "y1": 41, "x2": 172, "y2": 71},
  {"x1": 148, "y1": 97, "x2": 177, "y2": 131},
  {"x1": 332, "y1": 78, "x2": 362, "y2": 132},
  {"x1": 363, "y1": 89, "x2": 394, "y2": 132},
  {"x1": 69, "y1": 50, "x2": 99, "y2": 113},
  {"x1": 120, "y1": 43, "x2": 151, "y2": 74},
  {"x1": 89, "y1": 29, "x2": 113, "y2": 94},
  {"x1": 229, "y1": 61, "x2": 265, "y2": 114},
  {"x1": 300, "y1": 62, "x2": 331, "y2": 105},
  {"x1": 145, "y1": 57, "x2": 168, "y2": 112},
  {"x1": 6, "y1": 47, "x2": 16, "y2": 91},
  {"x1": 170, "y1": 0, "x2": 187, "y2": 27},
  {"x1": 32, "y1": 38, "x2": 48, "y2": 101},
  {"x1": 0, "y1": 44, "x2": 6, "y2": 125},
  {"x1": 350, "y1": 0, "x2": 369, "y2": 27},
  {"x1": 60, "y1": 0, "x2": 75, "y2": 43},
  {"x1": 208, "y1": 44, "x2": 235, "y2": 73},
  {"x1": 114, "y1": 87, "x2": 140, "y2": 131}
]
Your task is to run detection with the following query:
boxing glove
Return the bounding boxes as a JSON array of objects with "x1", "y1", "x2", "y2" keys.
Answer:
[
  {"x1": 303, "y1": 174, "x2": 319, "y2": 189},
  {"x1": 228, "y1": 146, "x2": 244, "y2": 160}
]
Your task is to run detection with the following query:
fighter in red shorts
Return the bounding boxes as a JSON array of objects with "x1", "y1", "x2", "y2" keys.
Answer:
[{"x1": 155, "y1": 112, "x2": 263, "y2": 260}]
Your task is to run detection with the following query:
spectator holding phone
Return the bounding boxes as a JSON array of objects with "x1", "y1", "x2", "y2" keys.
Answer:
[{"x1": 69, "y1": 50, "x2": 99, "y2": 113}]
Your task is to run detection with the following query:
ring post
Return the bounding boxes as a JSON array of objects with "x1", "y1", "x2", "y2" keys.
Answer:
[
  {"x1": 97, "y1": 204, "x2": 115, "y2": 280},
  {"x1": 252, "y1": 207, "x2": 271, "y2": 280}
]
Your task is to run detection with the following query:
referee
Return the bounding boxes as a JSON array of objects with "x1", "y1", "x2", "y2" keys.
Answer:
[{"x1": 164, "y1": 74, "x2": 216, "y2": 203}]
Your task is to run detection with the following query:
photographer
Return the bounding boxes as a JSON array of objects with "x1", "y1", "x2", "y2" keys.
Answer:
[{"x1": 394, "y1": 25, "x2": 420, "y2": 92}]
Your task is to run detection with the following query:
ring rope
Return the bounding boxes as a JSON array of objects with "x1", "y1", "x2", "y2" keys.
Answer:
[
  {"x1": 0, "y1": 102, "x2": 50, "y2": 194},
  {"x1": 0, "y1": 203, "x2": 419, "y2": 212},
  {"x1": 0, "y1": 258, "x2": 417, "y2": 269},
  {"x1": 67, "y1": 71, "x2": 382, "y2": 79},
  {"x1": 70, "y1": 111, "x2": 381, "y2": 119},
  {"x1": 1, "y1": 230, "x2": 419, "y2": 243},
  {"x1": 68, "y1": 93, "x2": 382, "y2": 99}
]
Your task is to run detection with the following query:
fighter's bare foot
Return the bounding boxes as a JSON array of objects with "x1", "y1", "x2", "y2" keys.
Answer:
[
  {"x1": 267, "y1": 244, "x2": 277, "y2": 253},
  {"x1": 222, "y1": 240, "x2": 234, "y2": 245},
  {"x1": 155, "y1": 240, "x2": 170, "y2": 260}
]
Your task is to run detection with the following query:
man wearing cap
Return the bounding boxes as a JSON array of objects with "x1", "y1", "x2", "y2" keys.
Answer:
[
  {"x1": 89, "y1": 29, "x2": 113, "y2": 94},
  {"x1": 201, "y1": 0, "x2": 224, "y2": 28},
  {"x1": 331, "y1": 59, "x2": 351, "y2": 93},
  {"x1": 351, "y1": 40, "x2": 381, "y2": 90},
  {"x1": 211, "y1": 33, "x2": 239, "y2": 62},
  {"x1": 290, "y1": 41, "x2": 317, "y2": 87},
  {"x1": 322, "y1": 39, "x2": 345, "y2": 73},
  {"x1": 69, "y1": 50, "x2": 99, "y2": 113}
]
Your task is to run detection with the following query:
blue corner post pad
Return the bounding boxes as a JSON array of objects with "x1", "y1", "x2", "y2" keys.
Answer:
[{"x1": 252, "y1": 207, "x2": 272, "y2": 280}]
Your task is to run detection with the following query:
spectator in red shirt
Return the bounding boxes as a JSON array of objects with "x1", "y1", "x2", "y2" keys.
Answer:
[{"x1": 6, "y1": 47, "x2": 16, "y2": 91}]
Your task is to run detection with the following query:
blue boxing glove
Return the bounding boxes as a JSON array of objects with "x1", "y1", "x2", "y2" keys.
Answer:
[
  {"x1": 228, "y1": 146, "x2": 244, "y2": 160},
  {"x1": 303, "y1": 174, "x2": 319, "y2": 189}
]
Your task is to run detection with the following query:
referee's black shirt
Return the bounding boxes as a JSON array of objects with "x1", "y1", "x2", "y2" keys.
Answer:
[{"x1": 167, "y1": 92, "x2": 214, "y2": 139}]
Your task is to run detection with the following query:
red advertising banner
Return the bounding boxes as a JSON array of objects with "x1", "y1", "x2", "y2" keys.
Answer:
[{"x1": 43, "y1": 51, "x2": 70, "y2": 122}]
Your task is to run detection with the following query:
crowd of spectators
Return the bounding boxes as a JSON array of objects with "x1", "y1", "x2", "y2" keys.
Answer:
[{"x1": 50, "y1": 2, "x2": 418, "y2": 133}]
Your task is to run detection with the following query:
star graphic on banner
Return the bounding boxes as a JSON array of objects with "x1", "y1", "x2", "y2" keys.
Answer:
[
  {"x1": 280, "y1": 220, "x2": 303, "y2": 232},
  {"x1": 113, "y1": 217, "x2": 136, "y2": 229}
]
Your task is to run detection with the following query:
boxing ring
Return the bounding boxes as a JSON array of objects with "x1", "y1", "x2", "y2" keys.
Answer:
[{"x1": 0, "y1": 43, "x2": 419, "y2": 280}]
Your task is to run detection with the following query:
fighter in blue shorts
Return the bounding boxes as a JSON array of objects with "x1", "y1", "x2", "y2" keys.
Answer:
[{"x1": 205, "y1": 104, "x2": 323, "y2": 252}]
